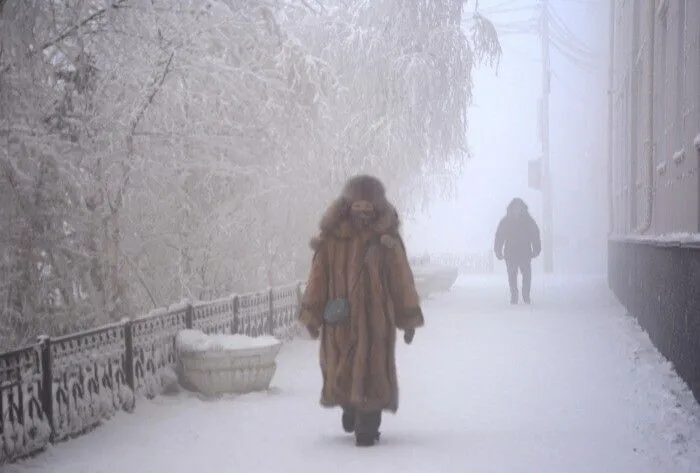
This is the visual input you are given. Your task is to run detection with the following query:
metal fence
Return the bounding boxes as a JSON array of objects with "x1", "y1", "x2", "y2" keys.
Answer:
[
  {"x1": 0, "y1": 282, "x2": 303, "y2": 464},
  {"x1": 608, "y1": 238, "x2": 700, "y2": 403}
]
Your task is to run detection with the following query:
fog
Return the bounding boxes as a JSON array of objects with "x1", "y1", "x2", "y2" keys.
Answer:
[
  {"x1": 0, "y1": 0, "x2": 608, "y2": 348},
  {"x1": 405, "y1": 0, "x2": 609, "y2": 276}
]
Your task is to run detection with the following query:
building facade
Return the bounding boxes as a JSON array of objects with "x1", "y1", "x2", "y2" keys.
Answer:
[
  {"x1": 610, "y1": 0, "x2": 699, "y2": 236},
  {"x1": 608, "y1": 0, "x2": 700, "y2": 403}
]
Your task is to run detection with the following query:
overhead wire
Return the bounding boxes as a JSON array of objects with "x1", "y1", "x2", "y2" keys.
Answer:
[
  {"x1": 547, "y1": 4, "x2": 597, "y2": 58},
  {"x1": 471, "y1": 0, "x2": 599, "y2": 70}
]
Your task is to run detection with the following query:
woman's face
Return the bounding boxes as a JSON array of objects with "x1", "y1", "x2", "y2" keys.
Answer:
[
  {"x1": 350, "y1": 200, "x2": 376, "y2": 225},
  {"x1": 351, "y1": 200, "x2": 373, "y2": 214}
]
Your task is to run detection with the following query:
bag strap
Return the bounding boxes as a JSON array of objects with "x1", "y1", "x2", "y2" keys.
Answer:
[
  {"x1": 322, "y1": 235, "x2": 378, "y2": 300},
  {"x1": 347, "y1": 236, "x2": 378, "y2": 296},
  {"x1": 321, "y1": 236, "x2": 378, "y2": 333}
]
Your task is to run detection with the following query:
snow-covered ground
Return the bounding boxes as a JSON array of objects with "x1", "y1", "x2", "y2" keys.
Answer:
[{"x1": 7, "y1": 275, "x2": 700, "y2": 473}]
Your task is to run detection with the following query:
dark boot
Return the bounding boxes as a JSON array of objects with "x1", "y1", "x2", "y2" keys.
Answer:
[
  {"x1": 355, "y1": 410, "x2": 382, "y2": 447},
  {"x1": 356, "y1": 432, "x2": 381, "y2": 447},
  {"x1": 341, "y1": 407, "x2": 355, "y2": 433}
]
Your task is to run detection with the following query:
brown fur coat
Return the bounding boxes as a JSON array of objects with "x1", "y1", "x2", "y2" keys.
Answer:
[{"x1": 299, "y1": 176, "x2": 424, "y2": 413}]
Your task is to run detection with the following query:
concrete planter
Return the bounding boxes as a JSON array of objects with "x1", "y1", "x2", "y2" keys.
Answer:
[
  {"x1": 176, "y1": 330, "x2": 282, "y2": 397},
  {"x1": 431, "y1": 266, "x2": 459, "y2": 292},
  {"x1": 414, "y1": 265, "x2": 459, "y2": 298}
]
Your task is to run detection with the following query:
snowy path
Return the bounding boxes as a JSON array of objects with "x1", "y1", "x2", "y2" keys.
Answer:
[{"x1": 8, "y1": 276, "x2": 700, "y2": 473}]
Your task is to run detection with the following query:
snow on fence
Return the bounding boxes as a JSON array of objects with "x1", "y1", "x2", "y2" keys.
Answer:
[{"x1": 0, "y1": 282, "x2": 303, "y2": 465}]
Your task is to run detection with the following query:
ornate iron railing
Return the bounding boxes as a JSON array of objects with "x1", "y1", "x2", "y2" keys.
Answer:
[{"x1": 0, "y1": 281, "x2": 303, "y2": 464}]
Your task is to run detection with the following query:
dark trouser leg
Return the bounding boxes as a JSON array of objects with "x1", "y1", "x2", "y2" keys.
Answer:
[
  {"x1": 521, "y1": 259, "x2": 532, "y2": 303},
  {"x1": 355, "y1": 410, "x2": 382, "y2": 446},
  {"x1": 505, "y1": 259, "x2": 519, "y2": 303},
  {"x1": 342, "y1": 406, "x2": 356, "y2": 433}
]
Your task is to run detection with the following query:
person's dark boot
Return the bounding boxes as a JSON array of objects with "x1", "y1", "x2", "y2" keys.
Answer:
[
  {"x1": 356, "y1": 431, "x2": 380, "y2": 447},
  {"x1": 342, "y1": 407, "x2": 355, "y2": 433},
  {"x1": 354, "y1": 410, "x2": 381, "y2": 447}
]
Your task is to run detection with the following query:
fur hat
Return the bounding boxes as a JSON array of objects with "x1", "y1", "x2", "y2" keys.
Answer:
[
  {"x1": 310, "y1": 174, "x2": 400, "y2": 250},
  {"x1": 341, "y1": 174, "x2": 387, "y2": 206}
]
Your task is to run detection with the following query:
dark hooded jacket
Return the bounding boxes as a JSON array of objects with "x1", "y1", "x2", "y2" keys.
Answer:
[{"x1": 494, "y1": 198, "x2": 541, "y2": 262}]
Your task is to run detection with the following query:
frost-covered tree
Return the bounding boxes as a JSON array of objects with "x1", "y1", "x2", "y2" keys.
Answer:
[
  {"x1": 109, "y1": 0, "x2": 338, "y2": 302},
  {"x1": 289, "y1": 0, "x2": 501, "y2": 208},
  {"x1": 0, "y1": 0, "x2": 110, "y2": 345},
  {"x1": 0, "y1": 0, "x2": 499, "y2": 348}
]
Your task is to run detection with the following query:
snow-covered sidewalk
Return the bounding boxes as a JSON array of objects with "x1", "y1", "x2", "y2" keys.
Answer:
[{"x1": 7, "y1": 276, "x2": 700, "y2": 473}]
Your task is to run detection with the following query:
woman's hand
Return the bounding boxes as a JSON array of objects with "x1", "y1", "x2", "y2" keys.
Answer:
[{"x1": 404, "y1": 328, "x2": 415, "y2": 345}]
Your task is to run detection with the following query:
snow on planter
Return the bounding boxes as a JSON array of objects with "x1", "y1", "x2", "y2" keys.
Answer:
[
  {"x1": 413, "y1": 264, "x2": 459, "y2": 298},
  {"x1": 176, "y1": 330, "x2": 282, "y2": 397}
]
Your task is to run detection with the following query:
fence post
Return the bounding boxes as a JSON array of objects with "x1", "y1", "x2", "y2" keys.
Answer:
[
  {"x1": 122, "y1": 318, "x2": 136, "y2": 410},
  {"x1": 232, "y1": 295, "x2": 239, "y2": 335},
  {"x1": 37, "y1": 335, "x2": 54, "y2": 441},
  {"x1": 296, "y1": 282, "x2": 303, "y2": 310},
  {"x1": 296, "y1": 282, "x2": 304, "y2": 338},
  {"x1": 185, "y1": 303, "x2": 193, "y2": 330},
  {"x1": 268, "y1": 288, "x2": 275, "y2": 336}
]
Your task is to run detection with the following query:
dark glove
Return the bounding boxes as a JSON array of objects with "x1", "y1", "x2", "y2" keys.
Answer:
[
  {"x1": 307, "y1": 324, "x2": 320, "y2": 340},
  {"x1": 404, "y1": 328, "x2": 415, "y2": 345}
]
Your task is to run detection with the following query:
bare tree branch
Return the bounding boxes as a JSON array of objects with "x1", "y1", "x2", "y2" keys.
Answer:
[
  {"x1": 127, "y1": 51, "x2": 175, "y2": 144},
  {"x1": 38, "y1": 0, "x2": 128, "y2": 53}
]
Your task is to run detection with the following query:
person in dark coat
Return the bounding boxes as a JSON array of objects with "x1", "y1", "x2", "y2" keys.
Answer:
[{"x1": 493, "y1": 198, "x2": 541, "y2": 304}]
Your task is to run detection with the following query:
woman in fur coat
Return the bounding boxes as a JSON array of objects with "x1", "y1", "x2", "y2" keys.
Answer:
[{"x1": 299, "y1": 175, "x2": 424, "y2": 447}]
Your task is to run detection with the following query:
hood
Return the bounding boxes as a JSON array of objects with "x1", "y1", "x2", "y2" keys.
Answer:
[{"x1": 506, "y1": 197, "x2": 530, "y2": 216}]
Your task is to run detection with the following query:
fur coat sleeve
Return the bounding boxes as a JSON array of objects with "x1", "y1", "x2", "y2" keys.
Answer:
[
  {"x1": 381, "y1": 235, "x2": 424, "y2": 331},
  {"x1": 299, "y1": 245, "x2": 328, "y2": 333}
]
